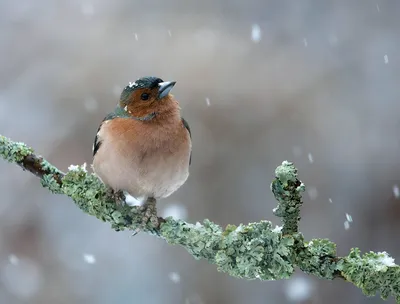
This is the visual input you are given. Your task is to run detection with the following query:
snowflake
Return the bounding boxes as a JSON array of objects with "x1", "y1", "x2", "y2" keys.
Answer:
[{"x1": 83, "y1": 254, "x2": 96, "y2": 264}]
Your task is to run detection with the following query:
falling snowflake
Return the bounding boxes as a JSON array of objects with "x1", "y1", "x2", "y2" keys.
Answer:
[
  {"x1": 113, "y1": 85, "x2": 122, "y2": 96},
  {"x1": 83, "y1": 97, "x2": 98, "y2": 112},
  {"x1": 328, "y1": 34, "x2": 338, "y2": 46},
  {"x1": 205, "y1": 97, "x2": 211, "y2": 106},
  {"x1": 392, "y1": 185, "x2": 399, "y2": 198},
  {"x1": 384, "y1": 54, "x2": 389, "y2": 64},
  {"x1": 134, "y1": 33, "x2": 139, "y2": 41},
  {"x1": 307, "y1": 153, "x2": 314, "y2": 163},
  {"x1": 344, "y1": 221, "x2": 350, "y2": 230},
  {"x1": 83, "y1": 254, "x2": 96, "y2": 264},
  {"x1": 161, "y1": 203, "x2": 188, "y2": 220},
  {"x1": 1, "y1": 257, "x2": 43, "y2": 298},
  {"x1": 346, "y1": 213, "x2": 353, "y2": 223},
  {"x1": 251, "y1": 24, "x2": 261, "y2": 43},
  {"x1": 376, "y1": 4, "x2": 380, "y2": 12},
  {"x1": 81, "y1": 3, "x2": 94, "y2": 16},
  {"x1": 292, "y1": 146, "x2": 302, "y2": 158},
  {"x1": 168, "y1": 272, "x2": 181, "y2": 283},
  {"x1": 303, "y1": 38, "x2": 308, "y2": 47},
  {"x1": 307, "y1": 187, "x2": 318, "y2": 200},
  {"x1": 185, "y1": 294, "x2": 204, "y2": 304},
  {"x1": 8, "y1": 254, "x2": 19, "y2": 265},
  {"x1": 168, "y1": 30, "x2": 172, "y2": 37},
  {"x1": 284, "y1": 275, "x2": 314, "y2": 302},
  {"x1": 328, "y1": 198, "x2": 333, "y2": 203}
]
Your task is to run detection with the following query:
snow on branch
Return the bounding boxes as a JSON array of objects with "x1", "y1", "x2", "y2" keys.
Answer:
[{"x1": 0, "y1": 134, "x2": 399, "y2": 302}]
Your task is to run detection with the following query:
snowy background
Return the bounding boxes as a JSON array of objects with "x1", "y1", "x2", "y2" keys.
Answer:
[{"x1": 0, "y1": 1, "x2": 400, "y2": 303}]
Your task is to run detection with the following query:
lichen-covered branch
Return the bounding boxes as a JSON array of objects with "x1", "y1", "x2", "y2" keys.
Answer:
[{"x1": 0, "y1": 134, "x2": 399, "y2": 302}]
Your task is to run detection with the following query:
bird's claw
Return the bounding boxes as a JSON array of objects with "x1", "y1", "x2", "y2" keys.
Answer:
[
  {"x1": 131, "y1": 198, "x2": 158, "y2": 236},
  {"x1": 107, "y1": 189, "x2": 125, "y2": 205}
]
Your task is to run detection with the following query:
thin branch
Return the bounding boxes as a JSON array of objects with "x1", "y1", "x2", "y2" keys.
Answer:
[{"x1": 0, "y1": 134, "x2": 399, "y2": 302}]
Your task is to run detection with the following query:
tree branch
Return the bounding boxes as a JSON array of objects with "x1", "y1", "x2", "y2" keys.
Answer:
[{"x1": 0, "y1": 134, "x2": 399, "y2": 302}]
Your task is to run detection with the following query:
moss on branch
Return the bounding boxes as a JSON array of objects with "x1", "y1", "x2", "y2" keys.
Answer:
[{"x1": 0, "y1": 134, "x2": 399, "y2": 302}]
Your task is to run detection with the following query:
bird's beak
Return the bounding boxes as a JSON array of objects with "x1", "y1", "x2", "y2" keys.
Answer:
[{"x1": 158, "y1": 81, "x2": 176, "y2": 99}]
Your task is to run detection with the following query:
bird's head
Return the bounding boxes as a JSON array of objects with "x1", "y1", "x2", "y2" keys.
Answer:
[{"x1": 118, "y1": 76, "x2": 178, "y2": 120}]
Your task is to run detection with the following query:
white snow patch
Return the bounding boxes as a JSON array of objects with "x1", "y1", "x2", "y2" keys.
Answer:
[
  {"x1": 124, "y1": 192, "x2": 145, "y2": 206},
  {"x1": 68, "y1": 163, "x2": 86, "y2": 172},
  {"x1": 235, "y1": 225, "x2": 244, "y2": 233},
  {"x1": 128, "y1": 81, "x2": 137, "y2": 88},
  {"x1": 251, "y1": 24, "x2": 261, "y2": 42},
  {"x1": 272, "y1": 225, "x2": 283, "y2": 233},
  {"x1": 377, "y1": 251, "x2": 395, "y2": 267}
]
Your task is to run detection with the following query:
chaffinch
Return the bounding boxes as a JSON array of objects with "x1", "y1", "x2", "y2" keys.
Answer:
[{"x1": 92, "y1": 76, "x2": 192, "y2": 231}]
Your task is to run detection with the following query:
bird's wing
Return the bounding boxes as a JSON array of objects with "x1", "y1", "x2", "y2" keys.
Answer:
[
  {"x1": 93, "y1": 113, "x2": 117, "y2": 157},
  {"x1": 182, "y1": 117, "x2": 192, "y2": 165}
]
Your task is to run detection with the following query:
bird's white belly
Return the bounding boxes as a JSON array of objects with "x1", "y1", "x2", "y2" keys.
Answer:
[
  {"x1": 135, "y1": 152, "x2": 190, "y2": 199},
  {"x1": 93, "y1": 140, "x2": 190, "y2": 199}
]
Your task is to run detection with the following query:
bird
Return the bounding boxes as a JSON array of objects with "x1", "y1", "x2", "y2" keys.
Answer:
[{"x1": 92, "y1": 76, "x2": 192, "y2": 232}]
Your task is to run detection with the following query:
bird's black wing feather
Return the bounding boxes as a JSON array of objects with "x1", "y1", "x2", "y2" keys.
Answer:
[
  {"x1": 182, "y1": 117, "x2": 192, "y2": 165},
  {"x1": 93, "y1": 113, "x2": 117, "y2": 157}
]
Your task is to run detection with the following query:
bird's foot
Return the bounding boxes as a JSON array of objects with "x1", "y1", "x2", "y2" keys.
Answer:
[
  {"x1": 132, "y1": 197, "x2": 158, "y2": 236},
  {"x1": 107, "y1": 189, "x2": 126, "y2": 205}
]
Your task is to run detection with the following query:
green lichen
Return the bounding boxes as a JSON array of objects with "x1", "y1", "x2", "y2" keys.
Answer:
[
  {"x1": 296, "y1": 237, "x2": 340, "y2": 279},
  {"x1": 216, "y1": 221, "x2": 295, "y2": 280},
  {"x1": 61, "y1": 166, "x2": 139, "y2": 231},
  {"x1": 274, "y1": 161, "x2": 298, "y2": 185},
  {"x1": 341, "y1": 248, "x2": 400, "y2": 301},
  {"x1": 160, "y1": 219, "x2": 295, "y2": 280},
  {"x1": 0, "y1": 135, "x2": 34, "y2": 163},
  {"x1": 40, "y1": 159, "x2": 60, "y2": 175},
  {"x1": 41, "y1": 174, "x2": 62, "y2": 194},
  {"x1": 271, "y1": 161, "x2": 305, "y2": 235}
]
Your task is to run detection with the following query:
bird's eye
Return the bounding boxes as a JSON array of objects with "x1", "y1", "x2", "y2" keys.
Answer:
[{"x1": 141, "y1": 93, "x2": 150, "y2": 101}]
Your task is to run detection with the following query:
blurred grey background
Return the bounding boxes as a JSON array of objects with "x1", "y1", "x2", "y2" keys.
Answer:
[{"x1": 0, "y1": 0, "x2": 399, "y2": 303}]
